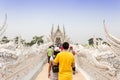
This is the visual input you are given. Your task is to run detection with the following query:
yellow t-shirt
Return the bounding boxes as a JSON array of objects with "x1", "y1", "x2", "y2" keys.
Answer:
[{"x1": 54, "y1": 51, "x2": 75, "y2": 80}]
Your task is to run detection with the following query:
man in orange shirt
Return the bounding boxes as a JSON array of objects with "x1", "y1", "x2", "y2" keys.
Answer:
[{"x1": 54, "y1": 42, "x2": 75, "y2": 80}]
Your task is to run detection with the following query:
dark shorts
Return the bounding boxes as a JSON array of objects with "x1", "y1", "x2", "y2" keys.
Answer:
[{"x1": 48, "y1": 56, "x2": 51, "y2": 63}]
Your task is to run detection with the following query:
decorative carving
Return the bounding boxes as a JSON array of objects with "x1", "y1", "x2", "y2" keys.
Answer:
[
  {"x1": 47, "y1": 25, "x2": 70, "y2": 44},
  {"x1": 0, "y1": 14, "x2": 7, "y2": 36},
  {"x1": 103, "y1": 20, "x2": 120, "y2": 56}
]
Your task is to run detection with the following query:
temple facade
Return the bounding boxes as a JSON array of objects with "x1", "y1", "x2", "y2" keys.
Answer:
[{"x1": 47, "y1": 25, "x2": 70, "y2": 45}]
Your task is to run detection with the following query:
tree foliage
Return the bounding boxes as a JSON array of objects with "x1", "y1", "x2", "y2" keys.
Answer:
[
  {"x1": 14, "y1": 36, "x2": 19, "y2": 44},
  {"x1": 25, "y1": 35, "x2": 44, "y2": 46},
  {"x1": 1, "y1": 36, "x2": 9, "y2": 43},
  {"x1": 88, "y1": 37, "x2": 103, "y2": 46},
  {"x1": 102, "y1": 41, "x2": 110, "y2": 46},
  {"x1": 88, "y1": 37, "x2": 110, "y2": 47}
]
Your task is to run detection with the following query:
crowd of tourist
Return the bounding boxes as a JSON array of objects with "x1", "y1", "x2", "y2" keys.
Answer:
[{"x1": 47, "y1": 42, "x2": 76, "y2": 80}]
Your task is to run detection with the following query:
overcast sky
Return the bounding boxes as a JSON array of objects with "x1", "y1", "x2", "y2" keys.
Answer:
[{"x1": 0, "y1": 0, "x2": 120, "y2": 44}]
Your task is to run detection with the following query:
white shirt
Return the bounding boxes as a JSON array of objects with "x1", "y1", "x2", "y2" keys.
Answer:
[{"x1": 50, "y1": 56, "x2": 58, "y2": 80}]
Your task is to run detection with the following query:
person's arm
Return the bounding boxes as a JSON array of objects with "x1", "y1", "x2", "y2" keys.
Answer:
[
  {"x1": 72, "y1": 51, "x2": 76, "y2": 55},
  {"x1": 71, "y1": 56, "x2": 75, "y2": 68},
  {"x1": 46, "y1": 49, "x2": 48, "y2": 56},
  {"x1": 53, "y1": 54, "x2": 59, "y2": 65},
  {"x1": 54, "y1": 62, "x2": 58, "y2": 65}
]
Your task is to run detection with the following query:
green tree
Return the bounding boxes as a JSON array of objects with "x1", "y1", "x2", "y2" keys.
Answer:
[
  {"x1": 14, "y1": 36, "x2": 19, "y2": 44},
  {"x1": 102, "y1": 41, "x2": 110, "y2": 46},
  {"x1": 1, "y1": 36, "x2": 9, "y2": 43},
  {"x1": 88, "y1": 37, "x2": 103, "y2": 46},
  {"x1": 32, "y1": 35, "x2": 44, "y2": 45},
  {"x1": 88, "y1": 38, "x2": 94, "y2": 46},
  {"x1": 24, "y1": 35, "x2": 44, "y2": 47}
]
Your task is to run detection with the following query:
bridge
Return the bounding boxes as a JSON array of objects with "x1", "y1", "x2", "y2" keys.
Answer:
[
  {"x1": 0, "y1": 23, "x2": 120, "y2": 80},
  {"x1": 35, "y1": 61, "x2": 86, "y2": 80}
]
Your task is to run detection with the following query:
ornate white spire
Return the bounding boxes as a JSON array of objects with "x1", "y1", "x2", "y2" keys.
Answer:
[
  {"x1": 0, "y1": 14, "x2": 7, "y2": 36},
  {"x1": 51, "y1": 24, "x2": 54, "y2": 34},
  {"x1": 48, "y1": 25, "x2": 70, "y2": 44}
]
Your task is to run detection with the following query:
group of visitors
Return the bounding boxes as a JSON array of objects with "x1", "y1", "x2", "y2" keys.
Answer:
[{"x1": 47, "y1": 42, "x2": 76, "y2": 80}]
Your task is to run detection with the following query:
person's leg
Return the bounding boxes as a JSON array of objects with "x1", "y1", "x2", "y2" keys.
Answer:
[
  {"x1": 48, "y1": 56, "x2": 50, "y2": 63},
  {"x1": 72, "y1": 67, "x2": 75, "y2": 75}
]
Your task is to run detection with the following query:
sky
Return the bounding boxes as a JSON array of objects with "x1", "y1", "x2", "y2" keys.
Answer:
[{"x1": 0, "y1": 0, "x2": 120, "y2": 44}]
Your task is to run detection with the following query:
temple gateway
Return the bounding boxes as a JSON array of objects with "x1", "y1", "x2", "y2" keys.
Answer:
[{"x1": 47, "y1": 25, "x2": 70, "y2": 45}]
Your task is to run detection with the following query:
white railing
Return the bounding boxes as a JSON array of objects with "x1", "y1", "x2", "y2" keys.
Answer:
[{"x1": 0, "y1": 42, "x2": 50, "y2": 80}]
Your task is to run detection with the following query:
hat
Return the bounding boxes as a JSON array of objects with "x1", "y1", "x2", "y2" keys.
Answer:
[
  {"x1": 54, "y1": 47, "x2": 60, "y2": 51},
  {"x1": 70, "y1": 46, "x2": 73, "y2": 48}
]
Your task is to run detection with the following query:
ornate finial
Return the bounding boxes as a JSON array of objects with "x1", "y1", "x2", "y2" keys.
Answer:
[
  {"x1": 0, "y1": 14, "x2": 7, "y2": 36},
  {"x1": 62, "y1": 24, "x2": 66, "y2": 41},
  {"x1": 103, "y1": 20, "x2": 105, "y2": 27},
  {"x1": 51, "y1": 24, "x2": 54, "y2": 34},
  {"x1": 0, "y1": 14, "x2": 7, "y2": 30},
  {"x1": 63, "y1": 24, "x2": 65, "y2": 35},
  {"x1": 103, "y1": 20, "x2": 107, "y2": 33},
  {"x1": 103, "y1": 19, "x2": 105, "y2": 23},
  {"x1": 51, "y1": 24, "x2": 54, "y2": 42},
  {"x1": 4, "y1": 13, "x2": 7, "y2": 26},
  {"x1": 57, "y1": 24, "x2": 60, "y2": 31}
]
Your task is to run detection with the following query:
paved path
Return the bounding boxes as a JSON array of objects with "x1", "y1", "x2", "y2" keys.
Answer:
[{"x1": 35, "y1": 63, "x2": 86, "y2": 80}]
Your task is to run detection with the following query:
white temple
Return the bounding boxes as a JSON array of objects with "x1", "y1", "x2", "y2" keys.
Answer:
[{"x1": 47, "y1": 25, "x2": 70, "y2": 45}]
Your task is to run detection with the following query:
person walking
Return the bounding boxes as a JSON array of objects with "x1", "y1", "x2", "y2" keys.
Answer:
[
  {"x1": 48, "y1": 47, "x2": 60, "y2": 80},
  {"x1": 69, "y1": 46, "x2": 76, "y2": 55},
  {"x1": 47, "y1": 46, "x2": 53, "y2": 63},
  {"x1": 54, "y1": 42, "x2": 75, "y2": 80},
  {"x1": 69, "y1": 46, "x2": 76, "y2": 75}
]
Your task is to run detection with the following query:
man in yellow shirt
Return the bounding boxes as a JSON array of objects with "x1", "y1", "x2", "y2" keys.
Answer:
[{"x1": 54, "y1": 42, "x2": 75, "y2": 80}]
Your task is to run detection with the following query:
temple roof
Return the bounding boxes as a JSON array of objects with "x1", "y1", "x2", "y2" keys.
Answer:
[{"x1": 48, "y1": 25, "x2": 70, "y2": 44}]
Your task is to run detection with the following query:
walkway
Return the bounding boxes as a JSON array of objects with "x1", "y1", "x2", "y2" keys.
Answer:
[{"x1": 35, "y1": 63, "x2": 86, "y2": 80}]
